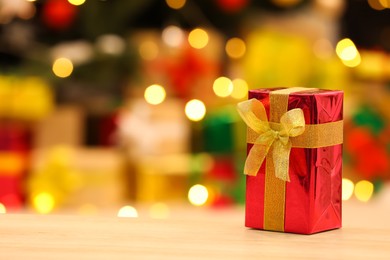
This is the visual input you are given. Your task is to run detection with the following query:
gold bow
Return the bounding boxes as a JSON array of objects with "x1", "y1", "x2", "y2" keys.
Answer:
[{"x1": 237, "y1": 98, "x2": 305, "y2": 182}]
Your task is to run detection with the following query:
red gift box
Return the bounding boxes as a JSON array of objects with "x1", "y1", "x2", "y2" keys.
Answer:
[{"x1": 238, "y1": 87, "x2": 343, "y2": 234}]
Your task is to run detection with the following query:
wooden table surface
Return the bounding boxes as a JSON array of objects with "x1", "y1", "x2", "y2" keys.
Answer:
[{"x1": 1, "y1": 194, "x2": 390, "y2": 259}]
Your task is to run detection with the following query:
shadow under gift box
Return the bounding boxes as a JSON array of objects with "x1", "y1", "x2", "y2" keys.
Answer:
[{"x1": 245, "y1": 88, "x2": 343, "y2": 234}]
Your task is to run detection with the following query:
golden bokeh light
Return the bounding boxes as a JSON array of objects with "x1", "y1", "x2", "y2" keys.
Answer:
[
  {"x1": 117, "y1": 205, "x2": 138, "y2": 218},
  {"x1": 379, "y1": 0, "x2": 390, "y2": 8},
  {"x1": 188, "y1": 184, "x2": 209, "y2": 206},
  {"x1": 354, "y1": 180, "x2": 374, "y2": 202},
  {"x1": 336, "y1": 38, "x2": 361, "y2": 67},
  {"x1": 162, "y1": 26, "x2": 184, "y2": 47},
  {"x1": 149, "y1": 203, "x2": 170, "y2": 219},
  {"x1": 225, "y1": 37, "x2": 246, "y2": 59},
  {"x1": 342, "y1": 54, "x2": 361, "y2": 67},
  {"x1": 188, "y1": 28, "x2": 209, "y2": 49},
  {"x1": 342, "y1": 178, "x2": 354, "y2": 201},
  {"x1": 368, "y1": 0, "x2": 386, "y2": 10},
  {"x1": 139, "y1": 41, "x2": 159, "y2": 60},
  {"x1": 68, "y1": 0, "x2": 86, "y2": 6},
  {"x1": 52, "y1": 58, "x2": 73, "y2": 78},
  {"x1": 33, "y1": 192, "x2": 55, "y2": 214},
  {"x1": 0, "y1": 203, "x2": 6, "y2": 214},
  {"x1": 231, "y1": 78, "x2": 248, "y2": 99},
  {"x1": 166, "y1": 0, "x2": 186, "y2": 9},
  {"x1": 144, "y1": 84, "x2": 166, "y2": 105},
  {"x1": 213, "y1": 76, "x2": 233, "y2": 97},
  {"x1": 185, "y1": 99, "x2": 206, "y2": 121}
]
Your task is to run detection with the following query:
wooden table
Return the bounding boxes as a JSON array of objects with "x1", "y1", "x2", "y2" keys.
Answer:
[{"x1": 1, "y1": 196, "x2": 390, "y2": 259}]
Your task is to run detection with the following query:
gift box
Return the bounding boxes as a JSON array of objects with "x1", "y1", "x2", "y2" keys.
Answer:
[{"x1": 237, "y1": 87, "x2": 343, "y2": 234}]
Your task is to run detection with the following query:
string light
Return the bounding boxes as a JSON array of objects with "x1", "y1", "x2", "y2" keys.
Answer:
[
  {"x1": 188, "y1": 28, "x2": 209, "y2": 49},
  {"x1": 166, "y1": 0, "x2": 186, "y2": 9},
  {"x1": 213, "y1": 76, "x2": 233, "y2": 97},
  {"x1": 144, "y1": 84, "x2": 166, "y2": 105},
  {"x1": 231, "y1": 78, "x2": 248, "y2": 99},
  {"x1": 117, "y1": 205, "x2": 138, "y2": 218},
  {"x1": 185, "y1": 99, "x2": 206, "y2": 121},
  {"x1": 225, "y1": 37, "x2": 246, "y2": 59},
  {"x1": 139, "y1": 41, "x2": 159, "y2": 60},
  {"x1": 33, "y1": 192, "x2": 55, "y2": 214},
  {"x1": 52, "y1": 58, "x2": 73, "y2": 78},
  {"x1": 354, "y1": 180, "x2": 374, "y2": 202},
  {"x1": 68, "y1": 0, "x2": 86, "y2": 6},
  {"x1": 342, "y1": 178, "x2": 354, "y2": 201},
  {"x1": 188, "y1": 184, "x2": 209, "y2": 206}
]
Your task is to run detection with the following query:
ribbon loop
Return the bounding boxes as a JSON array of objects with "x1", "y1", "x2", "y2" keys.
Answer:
[{"x1": 237, "y1": 98, "x2": 306, "y2": 181}]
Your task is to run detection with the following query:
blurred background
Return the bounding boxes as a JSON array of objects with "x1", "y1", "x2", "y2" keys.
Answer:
[{"x1": 0, "y1": 0, "x2": 389, "y2": 217}]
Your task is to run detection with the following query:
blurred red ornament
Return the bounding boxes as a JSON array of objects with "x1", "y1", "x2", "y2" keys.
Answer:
[
  {"x1": 216, "y1": 0, "x2": 249, "y2": 13},
  {"x1": 211, "y1": 194, "x2": 234, "y2": 208},
  {"x1": 206, "y1": 156, "x2": 237, "y2": 182},
  {"x1": 355, "y1": 145, "x2": 389, "y2": 179},
  {"x1": 42, "y1": 0, "x2": 77, "y2": 30},
  {"x1": 345, "y1": 127, "x2": 374, "y2": 155},
  {"x1": 346, "y1": 126, "x2": 390, "y2": 180},
  {"x1": 149, "y1": 47, "x2": 217, "y2": 99}
]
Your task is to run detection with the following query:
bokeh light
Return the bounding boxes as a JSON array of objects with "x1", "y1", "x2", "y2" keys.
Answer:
[
  {"x1": 52, "y1": 58, "x2": 73, "y2": 78},
  {"x1": 162, "y1": 26, "x2": 185, "y2": 47},
  {"x1": 368, "y1": 0, "x2": 386, "y2": 10},
  {"x1": 225, "y1": 37, "x2": 246, "y2": 59},
  {"x1": 231, "y1": 78, "x2": 248, "y2": 99},
  {"x1": 379, "y1": 0, "x2": 390, "y2": 8},
  {"x1": 354, "y1": 180, "x2": 374, "y2": 202},
  {"x1": 68, "y1": 0, "x2": 86, "y2": 6},
  {"x1": 166, "y1": 0, "x2": 186, "y2": 9},
  {"x1": 117, "y1": 205, "x2": 138, "y2": 218},
  {"x1": 18, "y1": 4, "x2": 36, "y2": 20},
  {"x1": 96, "y1": 34, "x2": 125, "y2": 55},
  {"x1": 336, "y1": 38, "x2": 361, "y2": 67},
  {"x1": 0, "y1": 203, "x2": 6, "y2": 214},
  {"x1": 213, "y1": 76, "x2": 233, "y2": 97},
  {"x1": 188, "y1": 28, "x2": 209, "y2": 49},
  {"x1": 33, "y1": 192, "x2": 55, "y2": 214},
  {"x1": 188, "y1": 184, "x2": 209, "y2": 206},
  {"x1": 139, "y1": 41, "x2": 159, "y2": 60},
  {"x1": 149, "y1": 203, "x2": 170, "y2": 219},
  {"x1": 185, "y1": 99, "x2": 206, "y2": 121},
  {"x1": 342, "y1": 178, "x2": 354, "y2": 201},
  {"x1": 144, "y1": 84, "x2": 166, "y2": 105}
]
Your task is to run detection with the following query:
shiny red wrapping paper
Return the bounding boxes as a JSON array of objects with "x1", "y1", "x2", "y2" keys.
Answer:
[{"x1": 245, "y1": 88, "x2": 343, "y2": 234}]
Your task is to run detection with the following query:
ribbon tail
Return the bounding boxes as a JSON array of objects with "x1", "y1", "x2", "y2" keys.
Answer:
[
  {"x1": 272, "y1": 140, "x2": 292, "y2": 182},
  {"x1": 244, "y1": 142, "x2": 272, "y2": 176}
]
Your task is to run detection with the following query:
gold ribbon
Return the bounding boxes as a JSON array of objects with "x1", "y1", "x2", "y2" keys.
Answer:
[
  {"x1": 237, "y1": 87, "x2": 343, "y2": 231},
  {"x1": 237, "y1": 98, "x2": 305, "y2": 182}
]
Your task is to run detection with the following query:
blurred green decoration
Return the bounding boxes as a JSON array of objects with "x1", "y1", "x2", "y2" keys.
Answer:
[
  {"x1": 372, "y1": 179, "x2": 385, "y2": 194},
  {"x1": 352, "y1": 105, "x2": 386, "y2": 136},
  {"x1": 202, "y1": 105, "x2": 245, "y2": 154}
]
